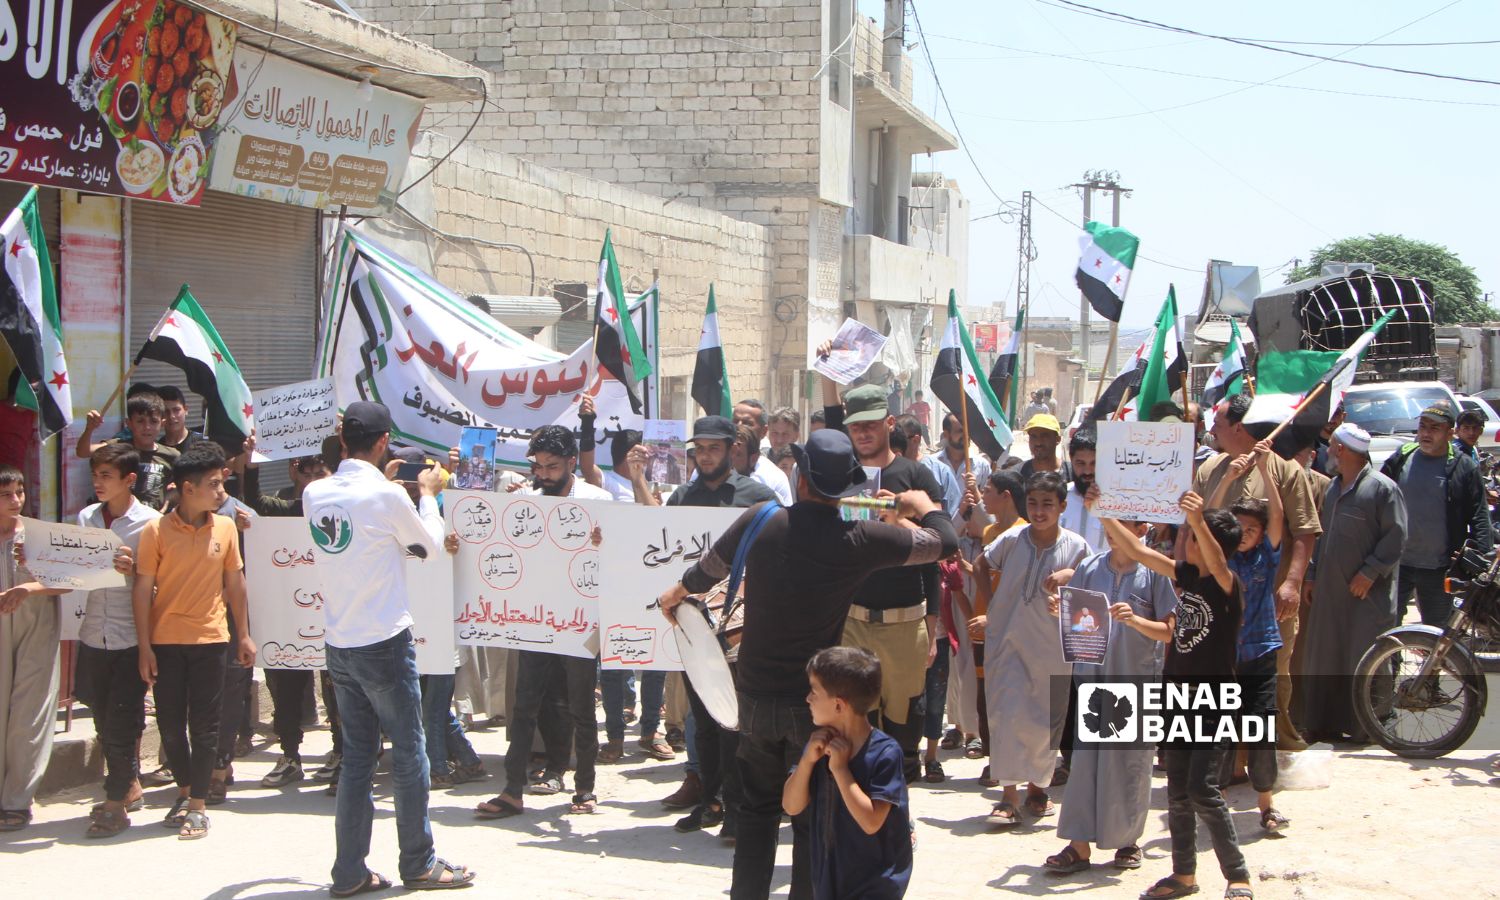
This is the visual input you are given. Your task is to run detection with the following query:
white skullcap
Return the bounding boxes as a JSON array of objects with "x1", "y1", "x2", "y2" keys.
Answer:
[{"x1": 1332, "y1": 422, "x2": 1371, "y2": 455}]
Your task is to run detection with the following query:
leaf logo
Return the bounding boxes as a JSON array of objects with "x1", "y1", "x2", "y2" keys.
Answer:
[
  {"x1": 310, "y1": 506, "x2": 354, "y2": 555},
  {"x1": 1077, "y1": 683, "x2": 1139, "y2": 742}
]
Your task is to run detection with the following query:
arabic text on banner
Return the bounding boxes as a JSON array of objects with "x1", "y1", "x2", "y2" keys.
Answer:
[
  {"x1": 1094, "y1": 421, "x2": 1197, "y2": 525},
  {"x1": 251, "y1": 377, "x2": 337, "y2": 461},
  {"x1": 811, "y1": 318, "x2": 889, "y2": 386},
  {"x1": 447, "y1": 490, "x2": 605, "y2": 659},
  {"x1": 244, "y1": 517, "x2": 455, "y2": 673},
  {"x1": 59, "y1": 591, "x2": 88, "y2": 642},
  {"x1": 1059, "y1": 586, "x2": 1110, "y2": 666},
  {"x1": 21, "y1": 518, "x2": 124, "y2": 591},
  {"x1": 319, "y1": 229, "x2": 644, "y2": 465},
  {"x1": 594, "y1": 502, "x2": 743, "y2": 671}
]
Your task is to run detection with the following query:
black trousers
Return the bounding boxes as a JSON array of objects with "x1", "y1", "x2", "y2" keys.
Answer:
[
  {"x1": 732, "y1": 693, "x2": 814, "y2": 900},
  {"x1": 78, "y1": 644, "x2": 148, "y2": 802},
  {"x1": 504, "y1": 651, "x2": 598, "y2": 798},
  {"x1": 1219, "y1": 650, "x2": 1278, "y2": 793},
  {"x1": 214, "y1": 644, "x2": 252, "y2": 769},
  {"x1": 686, "y1": 672, "x2": 741, "y2": 821},
  {"x1": 265, "y1": 669, "x2": 344, "y2": 759},
  {"x1": 1164, "y1": 730, "x2": 1249, "y2": 882},
  {"x1": 153, "y1": 643, "x2": 226, "y2": 800}
]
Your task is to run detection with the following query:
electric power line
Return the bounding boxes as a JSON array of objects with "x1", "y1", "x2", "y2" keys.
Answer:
[
  {"x1": 1040, "y1": 0, "x2": 1500, "y2": 88},
  {"x1": 907, "y1": 0, "x2": 1008, "y2": 205}
]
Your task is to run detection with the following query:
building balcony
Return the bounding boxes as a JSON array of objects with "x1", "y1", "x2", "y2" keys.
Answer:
[{"x1": 847, "y1": 233, "x2": 960, "y2": 307}]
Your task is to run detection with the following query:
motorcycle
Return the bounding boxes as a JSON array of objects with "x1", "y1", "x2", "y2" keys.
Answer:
[{"x1": 1353, "y1": 540, "x2": 1497, "y2": 758}]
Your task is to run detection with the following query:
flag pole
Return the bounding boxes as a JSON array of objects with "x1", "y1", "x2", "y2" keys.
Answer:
[
  {"x1": 99, "y1": 288, "x2": 190, "y2": 416},
  {"x1": 959, "y1": 387, "x2": 972, "y2": 478},
  {"x1": 1092, "y1": 322, "x2": 1119, "y2": 408},
  {"x1": 96, "y1": 364, "x2": 140, "y2": 418},
  {"x1": 644, "y1": 266, "x2": 659, "y2": 419},
  {"x1": 1114, "y1": 385, "x2": 1134, "y2": 421}
]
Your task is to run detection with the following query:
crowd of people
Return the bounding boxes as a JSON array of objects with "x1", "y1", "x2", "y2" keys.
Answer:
[{"x1": 0, "y1": 369, "x2": 1487, "y2": 899}]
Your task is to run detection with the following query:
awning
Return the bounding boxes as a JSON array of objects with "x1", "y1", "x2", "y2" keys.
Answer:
[
  {"x1": 191, "y1": 0, "x2": 487, "y2": 102},
  {"x1": 475, "y1": 295, "x2": 563, "y2": 330}
]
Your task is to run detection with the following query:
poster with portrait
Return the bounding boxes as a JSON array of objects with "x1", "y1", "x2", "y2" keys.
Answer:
[
  {"x1": 1059, "y1": 586, "x2": 1110, "y2": 665},
  {"x1": 454, "y1": 427, "x2": 497, "y2": 490}
]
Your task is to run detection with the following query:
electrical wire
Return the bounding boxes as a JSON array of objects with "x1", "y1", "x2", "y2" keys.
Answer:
[
  {"x1": 907, "y1": 0, "x2": 1008, "y2": 205},
  {"x1": 1040, "y1": 0, "x2": 1500, "y2": 87}
]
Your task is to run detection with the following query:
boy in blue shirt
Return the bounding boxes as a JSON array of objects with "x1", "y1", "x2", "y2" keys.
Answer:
[
  {"x1": 1211, "y1": 447, "x2": 1289, "y2": 834},
  {"x1": 783, "y1": 647, "x2": 912, "y2": 899}
]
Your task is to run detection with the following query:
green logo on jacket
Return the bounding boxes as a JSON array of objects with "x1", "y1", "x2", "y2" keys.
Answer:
[{"x1": 310, "y1": 506, "x2": 354, "y2": 555}]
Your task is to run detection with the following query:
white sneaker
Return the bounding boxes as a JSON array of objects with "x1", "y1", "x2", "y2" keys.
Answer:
[{"x1": 261, "y1": 756, "x2": 305, "y2": 788}]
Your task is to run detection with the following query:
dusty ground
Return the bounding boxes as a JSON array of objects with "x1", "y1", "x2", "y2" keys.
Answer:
[{"x1": 6, "y1": 680, "x2": 1500, "y2": 899}]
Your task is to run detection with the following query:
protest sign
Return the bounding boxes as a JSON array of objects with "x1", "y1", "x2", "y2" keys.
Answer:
[
  {"x1": 447, "y1": 490, "x2": 604, "y2": 659},
  {"x1": 1059, "y1": 587, "x2": 1110, "y2": 665},
  {"x1": 59, "y1": 592, "x2": 88, "y2": 642},
  {"x1": 21, "y1": 519, "x2": 124, "y2": 591},
  {"x1": 812, "y1": 318, "x2": 888, "y2": 385},
  {"x1": 454, "y1": 427, "x2": 498, "y2": 490},
  {"x1": 1094, "y1": 421, "x2": 1196, "y2": 524},
  {"x1": 245, "y1": 518, "x2": 455, "y2": 673},
  {"x1": 594, "y1": 503, "x2": 743, "y2": 670},
  {"x1": 251, "y1": 378, "x2": 337, "y2": 461}
]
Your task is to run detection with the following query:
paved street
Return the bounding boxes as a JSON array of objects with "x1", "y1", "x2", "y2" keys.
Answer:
[{"x1": 7, "y1": 694, "x2": 1500, "y2": 900}]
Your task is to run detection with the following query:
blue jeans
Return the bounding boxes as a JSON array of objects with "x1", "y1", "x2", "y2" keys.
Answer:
[
  {"x1": 600, "y1": 669, "x2": 665, "y2": 742},
  {"x1": 420, "y1": 674, "x2": 480, "y2": 773},
  {"x1": 684, "y1": 711, "x2": 699, "y2": 774},
  {"x1": 326, "y1": 630, "x2": 434, "y2": 889},
  {"x1": 922, "y1": 639, "x2": 951, "y2": 741},
  {"x1": 1397, "y1": 565, "x2": 1453, "y2": 627}
]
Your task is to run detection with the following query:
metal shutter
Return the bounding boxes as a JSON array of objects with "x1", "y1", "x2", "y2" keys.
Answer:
[{"x1": 129, "y1": 193, "x2": 318, "y2": 492}]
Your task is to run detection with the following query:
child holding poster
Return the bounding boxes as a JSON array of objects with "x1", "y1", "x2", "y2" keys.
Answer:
[
  {"x1": 1041, "y1": 503, "x2": 1177, "y2": 875},
  {"x1": 76, "y1": 444, "x2": 162, "y2": 838}
]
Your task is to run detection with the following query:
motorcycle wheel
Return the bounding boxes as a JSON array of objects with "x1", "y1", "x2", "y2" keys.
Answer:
[
  {"x1": 1353, "y1": 628, "x2": 1485, "y2": 759},
  {"x1": 1463, "y1": 618, "x2": 1500, "y2": 673}
]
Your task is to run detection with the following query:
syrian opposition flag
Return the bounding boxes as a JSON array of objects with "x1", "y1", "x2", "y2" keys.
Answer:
[
  {"x1": 1200, "y1": 317, "x2": 1248, "y2": 427},
  {"x1": 1075, "y1": 222, "x2": 1140, "y2": 323},
  {"x1": 1090, "y1": 340, "x2": 1148, "y2": 423},
  {"x1": 1244, "y1": 308, "x2": 1396, "y2": 455},
  {"x1": 988, "y1": 305, "x2": 1024, "y2": 420},
  {"x1": 593, "y1": 230, "x2": 652, "y2": 414},
  {"x1": 1133, "y1": 286, "x2": 1186, "y2": 420},
  {"x1": 930, "y1": 290, "x2": 1013, "y2": 459},
  {"x1": 136, "y1": 286, "x2": 254, "y2": 445},
  {"x1": 1, "y1": 187, "x2": 71, "y2": 440},
  {"x1": 691, "y1": 284, "x2": 732, "y2": 418}
]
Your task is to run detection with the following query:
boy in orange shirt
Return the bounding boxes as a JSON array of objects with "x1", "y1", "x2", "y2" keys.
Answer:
[{"x1": 132, "y1": 443, "x2": 255, "y2": 839}]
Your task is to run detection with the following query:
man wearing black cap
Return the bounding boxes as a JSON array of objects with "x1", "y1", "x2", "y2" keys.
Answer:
[
  {"x1": 655, "y1": 428, "x2": 958, "y2": 900},
  {"x1": 821, "y1": 374, "x2": 946, "y2": 783},
  {"x1": 657, "y1": 416, "x2": 777, "y2": 839},
  {"x1": 301, "y1": 401, "x2": 474, "y2": 893},
  {"x1": 1380, "y1": 399, "x2": 1493, "y2": 626}
]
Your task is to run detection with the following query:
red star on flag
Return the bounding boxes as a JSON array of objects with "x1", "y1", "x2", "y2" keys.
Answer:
[
  {"x1": 1093, "y1": 257, "x2": 1103, "y2": 268},
  {"x1": 242, "y1": 403, "x2": 254, "y2": 418},
  {"x1": 164, "y1": 315, "x2": 178, "y2": 328},
  {"x1": 605, "y1": 305, "x2": 619, "y2": 322},
  {"x1": 48, "y1": 371, "x2": 67, "y2": 388},
  {"x1": 403, "y1": 305, "x2": 413, "y2": 317},
  {"x1": 966, "y1": 373, "x2": 977, "y2": 386},
  {"x1": 1114, "y1": 274, "x2": 1123, "y2": 285},
  {"x1": 986, "y1": 418, "x2": 996, "y2": 428},
  {"x1": 1120, "y1": 403, "x2": 1135, "y2": 419},
  {"x1": 8, "y1": 240, "x2": 22, "y2": 258},
  {"x1": 211, "y1": 350, "x2": 223, "y2": 363}
]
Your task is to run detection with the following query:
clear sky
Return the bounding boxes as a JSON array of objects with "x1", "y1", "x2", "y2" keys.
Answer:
[{"x1": 862, "y1": 0, "x2": 1498, "y2": 340}]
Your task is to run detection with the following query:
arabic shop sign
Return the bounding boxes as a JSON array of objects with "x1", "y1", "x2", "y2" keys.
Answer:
[
  {"x1": 0, "y1": 0, "x2": 239, "y2": 204},
  {"x1": 207, "y1": 47, "x2": 424, "y2": 215}
]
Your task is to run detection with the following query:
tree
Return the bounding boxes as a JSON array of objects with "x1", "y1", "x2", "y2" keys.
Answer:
[{"x1": 1286, "y1": 234, "x2": 1494, "y2": 324}]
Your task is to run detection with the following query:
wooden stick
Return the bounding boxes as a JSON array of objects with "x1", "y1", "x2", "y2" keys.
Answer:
[
  {"x1": 1113, "y1": 385, "x2": 1134, "y2": 420},
  {"x1": 959, "y1": 387, "x2": 972, "y2": 478},
  {"x1": 1263, "y1": 381, "x2": 1328, "y2": 442},
  {"x1": 1244, "y1": 373, "x2": 1256, "y2": 397},
  {"x1": 1092, "y1": 322, "x2": 1119, "y2": 408},
  {"x1": 96, "y1": 362, "x2": 139, "y2": 418}
]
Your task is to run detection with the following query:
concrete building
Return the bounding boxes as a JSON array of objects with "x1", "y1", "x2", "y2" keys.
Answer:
[{"x1": 347, "y1": 0, "x2": 968, "y2": 417}]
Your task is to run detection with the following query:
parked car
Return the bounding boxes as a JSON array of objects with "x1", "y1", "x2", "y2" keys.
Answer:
[
  {"x1": 1457, "y1": 394, "x2": 1500, "y2": 422},
  {"x1": 1340, "y1": 381, "x2": 1500, "y2": 468}
]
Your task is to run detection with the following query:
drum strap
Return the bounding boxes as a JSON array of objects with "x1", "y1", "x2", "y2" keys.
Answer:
[{"x1": 715, "y1": 502, "x2": 781, "y2": 642}]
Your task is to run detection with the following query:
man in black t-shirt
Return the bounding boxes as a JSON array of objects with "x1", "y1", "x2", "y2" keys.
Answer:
[
  {"x1": 820, "y1": 377, "x2": 945, "y2": 784},
  {"x1": 656, "y1": 428, "x2": 957, "y2": 900}
]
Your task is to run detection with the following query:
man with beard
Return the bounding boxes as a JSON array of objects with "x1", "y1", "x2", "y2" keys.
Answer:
[
  {"x1": 936, "y1": 412, "x2": 992, "y2": 496},
  {"x1": 1058, "y1": 430, "x2": 1103, "y2": 552},
  {"x1": 820, "y1": 371, "x2": 945, "y2": 783},
  {"x1": 475, "y1": 426, "x2": 613, "y2": 820},
  {"x1": 1019, "y1": 414, "x2": 1073, "y2": 484}
]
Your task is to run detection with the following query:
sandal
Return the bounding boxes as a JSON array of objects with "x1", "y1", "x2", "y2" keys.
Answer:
[
  {"x1": 1140, "y1": 877, "x2": 1201, "y2": 899},
  {"x1": 92, "y1": 792, "x2": 144, "y2": 816},
  {"x1": 178, "y1": 809, "x2": 210, "y2": 840},
  {"x1": 978, "y1": 765, "x2": 999, "y2": 788},
  {"x1": 86, "y1": 808, "x2": 130, "y2": 838},
  {"x1": 1224, "y1": 888, "x2": 1254, "y2": 899},
  {"x1": 330, "y1": 871, "x2": 392, "y2": 897},
  {"x1": 964, "y1": 738, "x2": 984, "y2": 759},
  {"x1": 207, "y1": 777, "x2": 229, "y2": 806},
  {"x1": 161, "y1": 797, "x2": 189, "y2": 829},
  {"x1": 1260, "y1": 808, "x2": 1289, "y2": 833},
  {"x1": 984, "y1": 802, "x2": 1020, "y2": 827},
  {"x1": 1044, "y1": 845, "x2": 1091, "y2": 874},
  {"x1": 597, "y1": 741, "x2": 624, "y2": 764},
  {"x1": 639, "y1": 736, "x2": 675, "y2": 761},
  {"x1": 530, "y1": 774, "x2": 564, "y2": 795},
  {"x1": 0, "y1": 809, "x2": 31, "y2": 832},
  {"x1": 1114, "y1": 845, "x2": 1143, "y2": 869},
  {"x1": 1024, "y1": 793, "x2": 1055, "y2": 818},
  {"x1": 402, "y1": 858, "x2": 475, "y2": 891},
  {"x1": 474, "y1": 795, "x2": 523, "y2": 820},
  {"x1": 451, "y1": 762, "x2": 487, "y2": 784},
  {"x1": 568, "y1": 792, "x2": 597, "y2": 814}
]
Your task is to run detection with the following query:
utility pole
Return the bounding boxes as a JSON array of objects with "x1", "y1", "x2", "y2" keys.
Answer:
[
  {"x1": 1013, "y1": 190, "x2": 1034, "y2": 426},
  {"x1": 1070, "y1": 170, "x2": 1131, "y2": 384}
]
